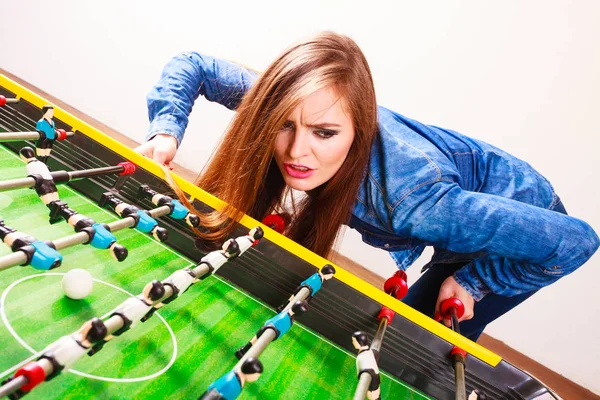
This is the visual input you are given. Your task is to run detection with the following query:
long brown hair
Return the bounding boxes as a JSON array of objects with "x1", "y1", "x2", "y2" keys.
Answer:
[{"x1": 171, "y1": 32, "x2": 378, "y2": 257}]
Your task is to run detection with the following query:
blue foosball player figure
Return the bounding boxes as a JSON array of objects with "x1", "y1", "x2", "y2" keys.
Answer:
[
  {"x1": 276, "y1": 265, "x2": 335, "y2": 313},
  {"x1": 199, "y1": 357, "x2": 263, "y2": 400},
  {"x1": 48, "y1": 200, "x2": 128, "y2": 262},
  {"x1": 99, "y1": 192, "x2": 168, "y2": 242},
  {"x1": 292, "y1": 264, "x2": 336, "y2": 301},
  {"x1": 35, "y1": 105, "x2": 58, "y2": 163},
  {"x1": 0, "y1": 218, "x2": 62, "y2": 270},
  {"x1": 235, "y1": 300, "x2": 308, "y2": 359},
  {"x1": 138, "y1": 185, "x2": 200, "y2": 227}
]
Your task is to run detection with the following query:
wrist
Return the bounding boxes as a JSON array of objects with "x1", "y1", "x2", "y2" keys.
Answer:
[
  {"x1": 146, "y1": 116, "x2": 184, "y2": 146},
  {"x1": 453, "y1": 264, "x2": 491, "y2": 302}
]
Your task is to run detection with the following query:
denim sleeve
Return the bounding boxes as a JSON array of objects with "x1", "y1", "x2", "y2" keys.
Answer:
[
  {"x1": 146, "y1": 52, "x2": 258, "y2": 145},
  {"x1": 389, "y1": 245, "x2": 426, "y2": 271},
  {"x1": 393, "y1": 181, "x2": 599, "y2": 301}
]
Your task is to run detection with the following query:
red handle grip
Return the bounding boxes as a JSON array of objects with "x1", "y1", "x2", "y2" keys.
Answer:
[
  {"x1": 118, "y1": 161, "x2": 137, "y2": 176},
  {"x1": 437, "y1": 298, "x2": 465, "y2": 321},
  {"x1": 378, "y1": 271, "x2": 409, "y2": 323},
  {"x1": 14, "y1": 362, "x2": 46, "y2": 392},
  {"x1": 262, "y1": 214, "x2": 286, "y2": 234},
  {"x1": 383, "y1": 270, "x2": 408, "y2": 300},
  {"x1": 55, "y1": 129, "x2": 67, "y2": 141}
]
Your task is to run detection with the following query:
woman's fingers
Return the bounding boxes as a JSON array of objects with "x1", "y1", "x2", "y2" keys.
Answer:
[
  {"x1": 435, "y1": 276, "x2": 475, "y2": 326},
  {"x1": 134, "y1": 134, "x2": 177, "y2": 165}
]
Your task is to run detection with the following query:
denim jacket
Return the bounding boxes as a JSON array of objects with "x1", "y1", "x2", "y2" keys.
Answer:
[{"x1": 147, "y1": 52, "x2": 599, "y2": 301}]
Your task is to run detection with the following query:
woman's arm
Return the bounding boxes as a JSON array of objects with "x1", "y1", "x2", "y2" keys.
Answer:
[
  {"x1": 139, "y1": 52, "x2": 258, "y2": 163},
  {"x1": 393, "y1": 181, "x2": 599, "y2": 301}
]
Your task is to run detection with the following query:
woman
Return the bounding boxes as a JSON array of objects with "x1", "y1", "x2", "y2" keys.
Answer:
[{"x1": 137, "y1": 32, "x2": 598, "y2": 341}]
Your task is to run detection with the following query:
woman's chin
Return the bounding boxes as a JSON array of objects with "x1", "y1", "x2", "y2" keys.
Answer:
[{"x1": 284, "y1": 177, "x2": 319, "y2": 192}]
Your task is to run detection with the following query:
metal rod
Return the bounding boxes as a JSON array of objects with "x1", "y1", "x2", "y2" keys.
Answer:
[
  {"x1": 455, "y1": 362, "x2": 467, "y2": 400},
  {"x1": 370, "y1": 317, "x2": 388, "y2": 361},
  {"x1": 0, "y1": 376, "x2": 27, "y2": 398},
  {"x1": 280, "y1": 287, "x2": 310, "y2": 313},
  {"x1": 372, "y1": 283, "x2": 399, "y2": 360},
  {"x1": 0, "y1": 131, "x2": 75, "y2": 142},
  {"x1": 0, "y1": 165, "x2": 126, "y2": 193},
  {"x1": 66, "y1": 165, "x2": 124, "y2": 180},
  {"x1": 192, "y1": 263, "x2": 210, "y2": 278},
  {"x1": 451, "y1": 309, "x2": 461, "y2": 335},
  {"x1": 51, "y1": 231, "x2": 89, "y2": 251},
  {"x1": 0, "y1": 177, "x2": 34, "y2": 192},
  {"x1": 103, "y1": 315, "x2": 126, "y2": 334},
  {"x1": 0, "y1": 132, "x2": 40, "y2": 141},
  {"x1": 353, "y1": 373, "x2": 372, "y2": 400},
  {"x1": 0, "y1": 252, "x2": 27, "y2": 271},
  {"x1": 449, "y1": 307, "x2": 466, "y2": 400},
  {"x1": 233, "y1": 330, "x2": 277, "y2": 370},
  {"x1": 0, "y1": 205, "x2": 172, "y2": 272}
]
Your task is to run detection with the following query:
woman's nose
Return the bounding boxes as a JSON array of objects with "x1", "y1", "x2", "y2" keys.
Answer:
[{"x1": 288, "y1": 130, "x2": 311, "y2": 160}]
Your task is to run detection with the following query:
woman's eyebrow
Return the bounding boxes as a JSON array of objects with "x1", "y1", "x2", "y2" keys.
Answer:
[{"x1": 305, "y1": 122, "x2": 342, "y2": 128}]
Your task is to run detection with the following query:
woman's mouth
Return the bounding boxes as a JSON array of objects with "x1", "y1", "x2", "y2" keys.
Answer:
[{"x1": 284, "y1": 163, "x2": 315, "y2": 179}]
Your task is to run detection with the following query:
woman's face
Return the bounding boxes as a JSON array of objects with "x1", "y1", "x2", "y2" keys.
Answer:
[{"x1": 273, "y1": 87, "x2": 356, "y2": 192}]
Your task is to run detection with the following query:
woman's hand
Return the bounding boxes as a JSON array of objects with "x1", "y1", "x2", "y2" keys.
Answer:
[
  {"x1": 135, "y1": 134, "x2": 178, "y2": 166},
  {"x1": 435, "y1": 276, "x2": 475, "y2": 327}
]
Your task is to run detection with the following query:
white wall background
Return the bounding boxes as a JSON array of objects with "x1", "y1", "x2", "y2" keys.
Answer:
[{"x1": 2, "y1": 0, "x2": 599, "y2": 393}]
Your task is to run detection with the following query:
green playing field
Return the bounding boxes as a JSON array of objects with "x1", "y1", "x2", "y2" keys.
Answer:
[{"x1": 0, "y1": 145, "x2": 431, "y2": 399}]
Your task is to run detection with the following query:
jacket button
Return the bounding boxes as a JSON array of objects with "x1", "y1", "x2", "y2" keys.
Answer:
[{"x1": 384, "y1": 243, "x2": 390, "y2": 248}]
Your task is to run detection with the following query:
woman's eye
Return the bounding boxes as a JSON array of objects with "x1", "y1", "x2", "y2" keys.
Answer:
[
  {"x1": 315, "y1": 129, "x2": 337, "y2": 139},
  {"x1": 281, "y1": 121, "x2": 294, "y2": 131}
]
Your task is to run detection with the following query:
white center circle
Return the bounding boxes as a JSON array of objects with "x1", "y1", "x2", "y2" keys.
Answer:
[{"x1": 0, "y1": 272, "x2": 178, "y2": 383}]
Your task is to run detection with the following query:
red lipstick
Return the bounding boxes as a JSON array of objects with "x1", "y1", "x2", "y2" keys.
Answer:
[{"x1": 284, "y1": 163, "x2": 314, "y2": 179}]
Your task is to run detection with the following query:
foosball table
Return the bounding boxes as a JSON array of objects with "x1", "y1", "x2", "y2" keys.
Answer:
[{"x1": 0, "y1": 75, "x2": 558, "y2": 399}]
